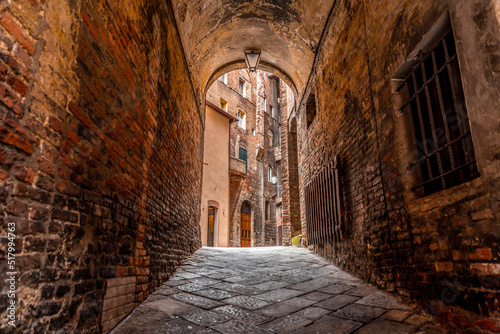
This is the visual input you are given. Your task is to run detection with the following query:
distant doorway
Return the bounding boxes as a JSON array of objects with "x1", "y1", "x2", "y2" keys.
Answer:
[
  {"x1": 241, "y1": 201, "x2": 251, "y2": 247},
  {"x1": 208, "y1": 206, "x2": 216, "y2": 247}
]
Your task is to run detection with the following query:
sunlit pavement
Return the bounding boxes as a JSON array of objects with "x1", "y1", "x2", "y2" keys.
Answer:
[{"x1": 113, "y1": 247, "x2": 442, "y2": 334}]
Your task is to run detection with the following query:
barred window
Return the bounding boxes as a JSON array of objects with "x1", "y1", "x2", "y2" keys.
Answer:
[
  {"x1": 305, "y1": 156, "x2": 344, "y2": 245},
  {"x1": 398, "y1": 27, "x2": 479, "y2": 196}
]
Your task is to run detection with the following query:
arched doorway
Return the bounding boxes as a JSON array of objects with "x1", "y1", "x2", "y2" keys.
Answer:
[
  {"x1": 240, "y1": 201, "x2": 252, "y2": 247},
  {"x1": 207, "y1": 206, "x2": 216, "y2": 247}
]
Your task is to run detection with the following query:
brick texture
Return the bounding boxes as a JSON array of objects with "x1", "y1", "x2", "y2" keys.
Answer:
[
  {"x1": 0, "y1": 0, "x2": 202, "y2": 333},
  {"x1": 282, "y1": 0, "x2": 500, "y2": 331}
]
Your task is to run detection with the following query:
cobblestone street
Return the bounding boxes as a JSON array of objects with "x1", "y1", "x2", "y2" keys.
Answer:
[{"x1": 113, "y1": 247, "x2": 441, "y2": 334}]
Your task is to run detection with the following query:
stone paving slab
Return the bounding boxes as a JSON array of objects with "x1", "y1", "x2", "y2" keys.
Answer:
[
  {"x1": 212, "y1": 305, "x2": 273, "y2": 325},
  {"x1": 291, "y1": 306, "x2": 331, "y2": 320},
  {"x1": 356, "y1": 291, "x2": 411, "y2": 311},
  {"x1": 314, "y1": 294, "x2": 360, "y2": 311},
  {"x1": 222, "y1": 295, "x2": 271, "y2": 310},
  {"x1": 333, "y1": 304, "x2": 386, "y2": 323},
  {"x1": 182, "y1": 309, "x2": 232, "y2": 327},
  {"x1": 290, "y1": 315, "x2": 363, "y2": 334},
  {"x1": 354, "y1": 318, "x2": 415, "y2": 333},
  {"x1": 254, "y1": 288, "x2": 305, "y2": 302},
  {"x1": 211, "y1": 319, "x2": 272, "y2": 334},
  {"x1": 112, "y1": 247, "x2": 442, "y2": 334},
  {"x1": 301, "y1": 291, "x2": 333, "y2": 301},
  {"x1": 258, "y1": 297, "x2": 317, "y2": 317},
  {"x1": 261, "y1": 314, "x2": 312, "y2": 333},
  {"x1": 192, "y1": 288, "x2": 237, "y2": 300},
  {"x1": 171, "y1": 292, "x2": 223, "y2": 309},
  {"x1": 318, "y1": 283, "x2": 353, "y2": 295}
]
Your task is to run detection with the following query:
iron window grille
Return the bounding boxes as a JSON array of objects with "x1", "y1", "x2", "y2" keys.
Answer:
[
  {"x1": 397, "y1": 28, "x2": 479, "y2": 196},
  {"x1": 305, "y1": 156, "x2": 345, "y2": 245}
]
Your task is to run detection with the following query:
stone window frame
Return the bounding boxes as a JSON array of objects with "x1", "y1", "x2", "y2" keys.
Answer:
[{"x1": 391, "y1": 11, "x2": 480, "y2": 202}]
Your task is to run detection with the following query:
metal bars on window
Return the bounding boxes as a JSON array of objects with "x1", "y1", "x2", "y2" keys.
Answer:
[
  {"x1": 398, "y1": 28, "x2": 479, "y2": 196},
  {"x1": 305, "y1": 156, "x2": 344, "y2": 245}
]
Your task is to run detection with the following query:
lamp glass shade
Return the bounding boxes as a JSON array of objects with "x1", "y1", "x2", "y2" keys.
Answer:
[{"x1": 244, "y1": 51, "x2": 261, "y2": 72}]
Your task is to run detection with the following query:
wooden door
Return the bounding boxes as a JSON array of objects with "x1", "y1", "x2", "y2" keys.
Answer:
[
  {"x1": 241, "y1": 212, "x2": 251, "y2": 247},
  {"x1": 208, "y1": 206, "x2": 215, "y2": 247}
]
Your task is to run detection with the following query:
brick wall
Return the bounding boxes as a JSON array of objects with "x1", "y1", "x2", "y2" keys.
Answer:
[
  {"x1": 288, "y1": 0, "x2": 500, "y2": 330},
  {"x1": 0, "y1": 0, "x2": 202, "y2": 332}
]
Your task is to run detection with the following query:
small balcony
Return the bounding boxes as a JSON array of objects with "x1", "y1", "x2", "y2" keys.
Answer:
[{"x1": 230, "y1": 157, "x2": 247, "y2": 175}]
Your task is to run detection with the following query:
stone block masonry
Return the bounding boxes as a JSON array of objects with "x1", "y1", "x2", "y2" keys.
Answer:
[{"x1": 0, "y1": 0, "x2": 203, "y2": 333}]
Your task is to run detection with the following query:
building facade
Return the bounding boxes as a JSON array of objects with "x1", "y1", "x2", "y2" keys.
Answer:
[
  {"x1": 205, "y1": 69, "x2": 282, "y2": 247},
  {"x1": 199, "y1": 102, "x2": 237, "y2": 247}
]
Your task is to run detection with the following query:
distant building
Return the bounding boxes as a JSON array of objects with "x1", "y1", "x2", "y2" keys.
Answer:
[
  {"x1": 202, "y1": 69, "x2": 282, "y2": 247},
  {"x1": 199, "y1": 101, "x2": 237, "y2": 247}
]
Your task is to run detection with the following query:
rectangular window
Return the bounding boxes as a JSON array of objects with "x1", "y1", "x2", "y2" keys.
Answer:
[
  {"x1": 398, "y1": 27, "x2": 479, "y2": 196},
  {"x1": 220, "y1": 98, "x2": 228, "y2": 111},
  {"x1": 263, "y1": 97, "x2": 267, "y2": 113},
  {"x1": 219, "y1": 73, "x2": 228, "y2": 85},
  {"x1": 267, "y1": 167, "x2": 273, "y2": 182},
  {"x1": 305, "y1": 156, "x2": 344, "y2": 245},
  {"x1": 270, "y1": 106, "x2": 274, "y2": 118},
  {"x1": 306, "y1": 93, "x2": 316, "y2": 128},
  {"x1": 239, "y1": 78, "x2": 247, "y2": 98},
  {"x1": 237, "y1": 110, "x2": 246, "y2": 129},
  {"x1": 238, "y1": 147, "x2": 248, "y2": 173}
]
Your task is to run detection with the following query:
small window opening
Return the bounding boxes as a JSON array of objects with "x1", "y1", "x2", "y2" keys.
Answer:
[
  {"x1": 239, "y1": 78, "x2": 247, "y2": 98},
  {"x1": 237, "y1": 109, "x2": 246, "y2": 129},
  {"x1": 239, "y1": 147, "x2": 248, "y2": 173},
  {"x1": 220, "y1": 98, "x2": 228, "y2": 111},
  {"x1": 306, "y1": 93, "x2": 316, "y2": 128}
]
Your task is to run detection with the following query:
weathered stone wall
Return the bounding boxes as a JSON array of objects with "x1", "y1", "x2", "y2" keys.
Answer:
[
  {"x1": 0, "y1": 0, "x2": 203, "y2": 333},
  {"x1": 292, "y1": 0, "x2": 500, "y2": 330}
]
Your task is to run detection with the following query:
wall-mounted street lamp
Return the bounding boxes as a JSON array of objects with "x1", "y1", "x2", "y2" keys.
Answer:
[{"x1": 245, "y1": 50, "x2": 261, "y2": 72}]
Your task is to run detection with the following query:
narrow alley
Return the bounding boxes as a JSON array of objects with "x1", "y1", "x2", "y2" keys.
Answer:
[
  {"x1": 0, "y1": 1, "x2": 499, "y2": 333},
  {"x1": 113, "y1": 247, "x2": 439, "y2": 334}
]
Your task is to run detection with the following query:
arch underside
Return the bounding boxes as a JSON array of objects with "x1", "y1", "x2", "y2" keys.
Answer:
[{"x1": 170, "y1": 0, "x2": 336, "y2": 99}]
